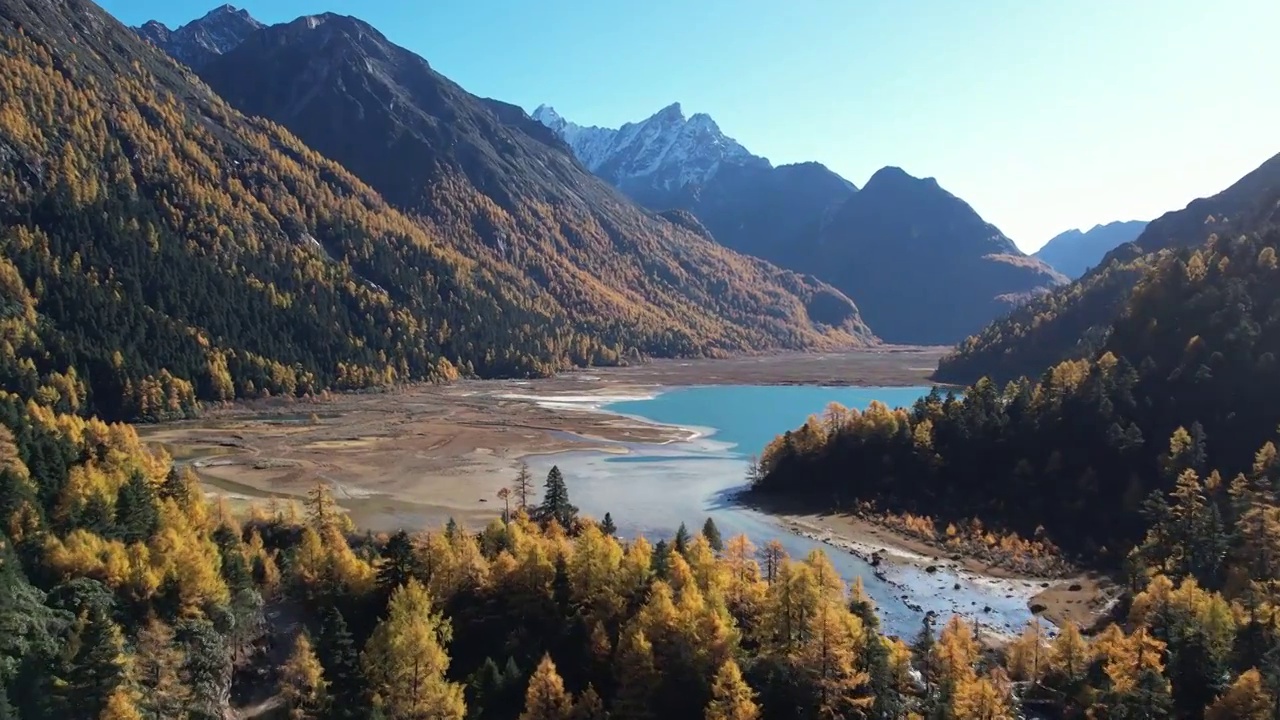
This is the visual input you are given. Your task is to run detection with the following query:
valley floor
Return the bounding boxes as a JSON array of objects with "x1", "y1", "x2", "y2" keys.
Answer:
[
  {"x1": 139, "y1": 347, "x2": 948, "y2": 531},
  {"x1": 137, "y1": 345, "x2": 1120, "y2": 635}
]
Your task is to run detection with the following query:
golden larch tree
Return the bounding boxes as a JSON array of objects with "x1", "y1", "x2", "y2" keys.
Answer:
[
  {"x1": 519, "y1": 654, "x2": 574, "y2": 720},
  {"x1": 704, "y1": 659, "x2": 760, "y2": 720},
  {"x1": 1205, "y1": 668, "x2": 1274, "y2": 720},
  {"x1": 279, "y1": 633, "x2": 328, "y2": 720},
  {"x1": 361, "y1": 579, "x2": 465, "y2": 720}
]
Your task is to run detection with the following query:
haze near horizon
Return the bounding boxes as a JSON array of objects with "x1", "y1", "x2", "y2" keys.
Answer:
[{"x1": 107, "y1": 0, "x2": 1280, "y2": 252}]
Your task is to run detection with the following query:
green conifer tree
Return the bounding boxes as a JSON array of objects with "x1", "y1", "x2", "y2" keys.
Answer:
[{"x1": 701, "y1": 517, "x2": 723, "y2": 552}]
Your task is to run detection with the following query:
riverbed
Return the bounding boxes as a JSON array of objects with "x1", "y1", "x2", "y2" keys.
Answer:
[{"x1": 516, "y1": 385, "x2": 1042, "y2": 638}]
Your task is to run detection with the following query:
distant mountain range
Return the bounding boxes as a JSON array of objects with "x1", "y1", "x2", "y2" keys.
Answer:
[
  {"x1": 531, "y1": 103, "x2": 856, "y2": 282},
  {"x1": 130, "y1": 5, "x2": 1093, "y2": 347},
  {"x1": 1033, "y1": 220, "x2": 1148, "y2": 279},
  {"x1": 535, "y1": 104, "x2": 1065, "y2": 344}
]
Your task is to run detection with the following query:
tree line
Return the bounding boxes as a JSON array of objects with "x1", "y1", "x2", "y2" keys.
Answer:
[{"x1": 11, "y1": 381, "x2": 1276, "y2": 718}]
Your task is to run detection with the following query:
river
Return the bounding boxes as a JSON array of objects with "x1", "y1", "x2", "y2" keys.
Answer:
[{"x1": 518, "y1": 384, "x2": 1038, "y2": 638}]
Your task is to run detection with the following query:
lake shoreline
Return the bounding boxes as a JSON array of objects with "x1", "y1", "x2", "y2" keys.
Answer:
[
  {"x1": 140, "y1": 346, "x2": 1084, "y2": 638},
  {"x1": 523, "y1": 384, "x2": 1109, "y2": 640},
  {"x1": 141, "y1": 349, "x2": 946, "y2": 531}
]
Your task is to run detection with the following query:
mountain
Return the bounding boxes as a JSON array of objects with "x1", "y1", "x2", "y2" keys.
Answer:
[
  {"x1": 184, "y1": 13, "x2": 872, "y2": 353},
  {"x1": 533, "y1": 104, "x2": 857, "y2": 271},
  {"x1": 537, "y1": 106, "x2": 1065, "y2": 345},
  {"x1": 0, "y1": 0, "x2": 616, "y2": 420},
  {"x1": 134, "y1": 3, "x2": 263, "y2": 69},
  {"x1": 936, "y1": 150, "x2": 1280, "y2": 384},
  {"x1": 759, "y1": 225, "x2": 1280, "y2": 564},
  {"x1": 1135, "y1": 151, "x2": 1280, "y2": 254},
  {"x1": 801, "y1": 167, "x2": 1067, "y2": 344},
  {"x1": 0, "y1": 0, "x2": 869, "y2": 425},
  {"x1": 1032, "y1": 220, "x2": 1148, "y2": 278}
]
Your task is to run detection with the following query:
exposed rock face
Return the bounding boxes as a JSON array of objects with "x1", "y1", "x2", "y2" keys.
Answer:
[{"x1": 135, "y1": 4, "x2": 263, "y2": 70}]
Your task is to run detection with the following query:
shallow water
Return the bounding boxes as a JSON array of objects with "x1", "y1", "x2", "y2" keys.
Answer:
[{"x1": 522, "y1": 384, "x2": 1034, "y2": 638}]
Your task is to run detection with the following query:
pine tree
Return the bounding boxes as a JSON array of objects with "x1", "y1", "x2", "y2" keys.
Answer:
[
  {"x1": 1005, "y1": 620, "x2": 1046, "y2": 683},
  {"x1": 362, "y1": 579, "x2": 465, "y2": 720},
  {"x1": 466, "y1": 658, "x2": 510, "y2": 720},
  {"x1": 498, "y1": 487, "x2": 511, "y2": 524},
  {"x1": 912, "y1": 615, "x2": 937, "y2": 691},
  {"x1": 81, "y1": 493, "x2": 116, "y2": 537},
  {"x1": 60, "y1": 606, "x2": 129, "y2": 719},
  {"x1": 306, "y1": 483, "x2": 340, "y2": 532},
  {"x1": 760, "y1": 541, "x2": 786, "y2": 585},
  {"x1": 176, "y1": 619, "x2": 232, "y2": 720},
  {"x1": 316, "y1": 609, "x2": 363, "y2": 720},
  {"x1": 861, "y1": 631, "x2": 903, "y2": 720},
  {"x1": 518, "y1": 654, "x2": 573, "y2": 720},
  {"x1": 0, "y1": 686, "x2": 15, "y2": 720},
  {"x1": 701, "y1": 518, "x2": 723, "y2": 552},
  {"x1": 159, "y1": 467, "x2": 194, "y2": 508},
  {"x1": 674, "y1": 523, "x2": 691, "y2": 555},
  {"x1": 377, "y1": 529, "x2": 420, "y2": 599},
  {"x1": 535, "y1": 467, "x2": 577, "y2": 530},
  {"x1": 704, "y1": 660, "x2": 759, "y2": 720},
  {"x1": 800, "y1": 602, "x2": 871, "y2": 719},
  {"x1": 114, "y1": 471, "x2": 158, "y2": 542},
  {"x1": 652, "y1": 540, "x2": 672, "y2": 580},
  {"x1": 212, "y1": 523, "x2": 252, "y2": 596},
  {"x1": 280, "y1": 634, "x2": 328, "y2": 720},
  {"x1": 600, "y1": 513, "x2": 617, "y2": 537},
  {"x1": 1110, "y1": 666, "x2": 1173, "y2": 719},
  {"x1": 1048, "y1": 622, "x2": 1089, "y2": 685}
]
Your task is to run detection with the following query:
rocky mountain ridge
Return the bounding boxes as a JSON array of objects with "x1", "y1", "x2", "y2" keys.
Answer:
[{"x1": 134, "y1": 3, "x2": 262, "y2": 69}]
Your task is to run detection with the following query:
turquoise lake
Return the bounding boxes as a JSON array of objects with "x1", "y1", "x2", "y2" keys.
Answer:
[
  {"x1": 522, "y1": 383, "x2": 1036, "y2": 638},
  {"x1": 606, "y1": 384, "x2": 937, "y2": 458}
]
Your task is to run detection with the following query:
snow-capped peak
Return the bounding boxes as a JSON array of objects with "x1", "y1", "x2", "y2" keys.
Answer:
[
  {"x1": 531, "y1": 104, "x2": 561, "y2": 124},
  {"x1": 532, "y1": 102, "x2": 768, "y2": 190},
  {"x1": 531, "y1": 105, "x2": 568, "y2": 134}
]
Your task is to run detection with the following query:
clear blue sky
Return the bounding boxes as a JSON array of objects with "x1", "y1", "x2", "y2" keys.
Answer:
[{"x1": 104, "y1": 0, "x2": 1279, "y2": 253}]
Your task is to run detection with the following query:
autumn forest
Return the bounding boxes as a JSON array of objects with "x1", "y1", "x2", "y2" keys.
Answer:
[{"x1": 3, "y1": 0, "x2": 1280, "y2": 718}]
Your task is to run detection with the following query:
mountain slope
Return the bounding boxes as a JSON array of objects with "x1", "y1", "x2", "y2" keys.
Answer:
[
  {"x1": 0, "y1": 0, "x2": 642, "y2": 421},
  {"x1": 533, "y1": 104, "x2": 858, "y2": 274},
  {"x1": 1134, "y1": 151, "x2": 1280, "y2": 254},
  {"x1": 937, "y1": 151, "x2": 1280, "y2": 383},
  {"x1": 1033, "y1": 220, "x2": 1147, "y2": 278},
  {"x1": 805, "y1": 167, "x2": 1066, "y2": 344},
  {"x1": 134, "y1": 3, "x2": 262, "y2": 70},
  {"x1": 191, "y1": 13, "x2": 872, "y2": 352},
  {"x1": 759, "y1": 227, "x2": 1280, "y2": 562}
]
